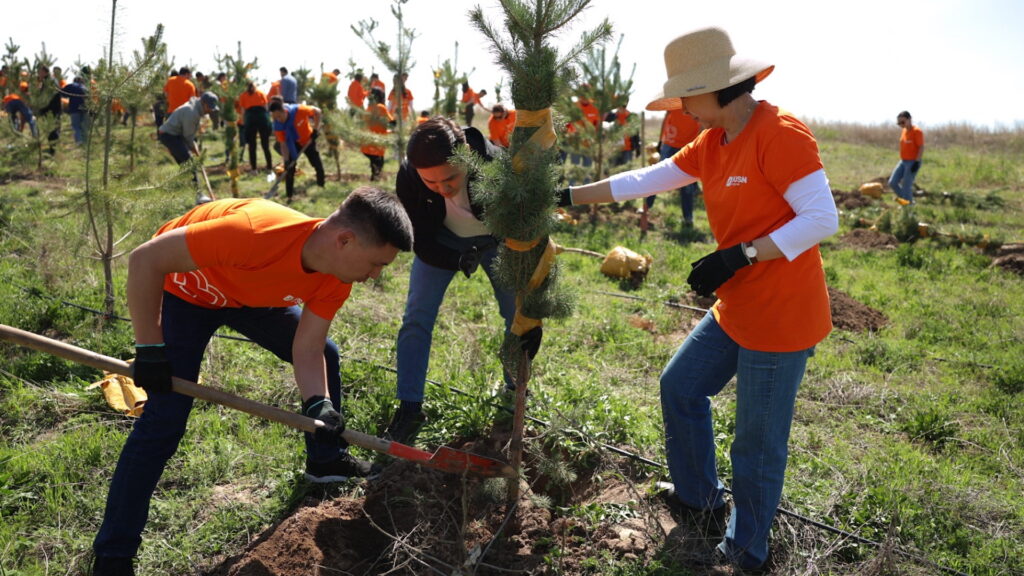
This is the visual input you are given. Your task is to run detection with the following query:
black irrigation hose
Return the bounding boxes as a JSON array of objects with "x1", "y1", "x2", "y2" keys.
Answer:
[{"x1": 14, "y1": 286, "x2": 969, "y2": 576}]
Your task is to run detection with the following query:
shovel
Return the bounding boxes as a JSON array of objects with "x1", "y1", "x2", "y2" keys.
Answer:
[
  {"x1": 0, "y1": 323, "x2": 515, "y2": 479},
  {"x1": 264, "y1": 138, "x2": 314, "y2": 199}
]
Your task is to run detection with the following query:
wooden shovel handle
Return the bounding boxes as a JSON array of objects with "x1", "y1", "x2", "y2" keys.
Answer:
[{"x1": 0, "y1": 324, "x2": 389, "y2": 453}]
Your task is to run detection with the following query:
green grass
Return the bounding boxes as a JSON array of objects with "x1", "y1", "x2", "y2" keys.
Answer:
[{"x1": 1, "y1": 116, "x2": 1023, "y2": 575}]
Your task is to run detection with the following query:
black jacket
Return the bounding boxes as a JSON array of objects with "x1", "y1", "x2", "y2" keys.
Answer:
[{"x1": 395, "y1": 127, "x2": 501, "y2": 271}]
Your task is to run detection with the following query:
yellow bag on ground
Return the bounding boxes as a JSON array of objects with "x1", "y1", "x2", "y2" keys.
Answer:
[
  {"x1": 88, "y1": 372, "x2": 148, "y2": 417},
  {"x1": 600, "y1": 246, "x2": 653, "y2": 279},
  {"x1": 859, "y1": 182, "x2": 884, "y2": 198}
]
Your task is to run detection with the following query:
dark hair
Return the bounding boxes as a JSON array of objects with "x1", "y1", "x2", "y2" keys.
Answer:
[
  {"x1": 179, "y1": 66, "x2": 190, "y2": 75},
  {"x1": 328, "y1": 186, "x2": 414, "y2": 251},
  {"x1": 268, "y1": 100, "x2": 285, "y2": 113},
  {"x1": 369, "y1": 88, "x2": 385, "y2": 104},
  {"x1": 354, "y1": 72, "x2": 364, "y2": 81},
  {"x1": 406, "y1": 116, "x2": 466, "y2": 168},
  {"x1": 246, "y1": 81, "x2": 256, "y2": 94},
  {"x1": 280, "y1": 67, "x2": 288, "y2": 74},
  {"x1": 491, "y1": 103, "x2": 506, "y2": 115},
  {"x1": 898, "y1": 110, "x2": 912, "y2": 120},
  {"x1": 715, "y1": 75, "x2": 757, "y2": 108}
]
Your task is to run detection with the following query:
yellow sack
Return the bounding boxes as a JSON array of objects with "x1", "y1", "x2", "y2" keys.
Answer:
[
  {"x1": 87, "y1": 372, "x2": 148, "y2": 417},
  {"x1": 600, "y1": 246, "x2": 653, "y2": 279},
  {"x1": 859, "y1": 182, "x2": 884, "y2": 199}
]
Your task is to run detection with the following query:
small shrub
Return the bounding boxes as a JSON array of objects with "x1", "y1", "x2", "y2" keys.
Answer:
[
  {"x1": 993, "y1": 365, "x2": 1024, "y2": 395},
  {"x1": 899, "y1": 405, "x2": 960, "y2": 447}
]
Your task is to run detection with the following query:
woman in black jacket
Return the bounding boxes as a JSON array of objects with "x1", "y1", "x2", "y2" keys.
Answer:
[{"x1": 386, "y1": 116, "x2": 515, "y2": 443}]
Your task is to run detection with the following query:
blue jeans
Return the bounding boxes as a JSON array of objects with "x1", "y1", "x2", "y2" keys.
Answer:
[
  {"x1": 660, "y1": 312, "x2": 813, "y2": 569},
  {"x1": 567, "y1": 152, "x2": 593, "y2": 186},
  {"x1": 69, "y1": 111, "x2": 88, "y2": 144},
  {"x1": 888, "y1": 159, "x2": 918, "y2": 203},
  {"x1": 647, "y1": 143, "x2": 699, "y2": 222},
  {"x1": 396, "y1": 241, "x2": 516, "y2": 403},
  {"x1": 93, "y1": 293, "x2": 342, "y2": 558}
]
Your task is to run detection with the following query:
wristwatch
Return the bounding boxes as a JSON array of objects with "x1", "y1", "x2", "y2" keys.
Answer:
[{"x1": 742, "y1": 242, "x2": 759, "y2": 264}]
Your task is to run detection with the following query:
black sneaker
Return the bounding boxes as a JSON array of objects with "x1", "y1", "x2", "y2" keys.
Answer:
[
  {"x1": 656, "y1": 482, "x2": 729, "y2": 538},
  {"x1": 304, "y1": 451, "x2": 379, "y2": 483},
  {"x1": 92, "y1": 556, "x2": 135, "y2": 576},
  {"x1": 383, "y1": 408, "x2": 428, "y2": 445}
]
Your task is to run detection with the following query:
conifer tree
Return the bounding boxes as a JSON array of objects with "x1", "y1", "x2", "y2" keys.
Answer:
[
  {"x1": 215, "y1": 43, "x2": 257, "y2": 197},
  {"x1": 470, "y1": 0, "x2": 611, "y2": 496}
]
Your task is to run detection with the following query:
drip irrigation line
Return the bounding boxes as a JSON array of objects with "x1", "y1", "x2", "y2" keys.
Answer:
[
  {"x1": 588, "y1": 289, "x2": 710, "y2": 314},
  {"x1": 14, "y1": 286, "x2": 970, "y2": 575}
]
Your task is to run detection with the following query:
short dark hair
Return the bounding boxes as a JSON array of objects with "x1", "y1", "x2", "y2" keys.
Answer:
[
  {"x1": 406, "y1": 116, "x2": 465, "y2": 168},
  {"x1": 369, "y1": 88, "x2": 385, "y2": 104},
  {"x1": 268, "y1": 100, "x2": 285, "y2": 113},
  {"x1": 898, "y1": 110, "x2": 912, "y2": 120},
  {"x1": 179, "y1": 66, "x2": 191, "y2": 75},
  {"x1": 715, "y1": 75, "x2": 757, "y2": 108},
  {"x1": 328, "y1": 186, "x2": 413, "y2": 251},
  {"x1": 280, "y1": 67, "x2": 288, "y2": 74}
]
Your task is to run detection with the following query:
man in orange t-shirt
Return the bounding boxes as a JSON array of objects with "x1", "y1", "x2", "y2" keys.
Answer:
[
  {"x1": 270, "y1": 100, "x2": 325, "y2": 201},
  {"x1": 163, "y1": 67, "x2": 197, "y2": 114},
  {"x1": 487, "y1": 104, "x2": 516, "y2": 148},
  {"x1": 560, "y1": 27, "x2": 838, "y2": 572},
  {"x1": 346, "y1": 72, "x2": 367, "y2": 115},
  {"x1": 888, "y1": 110, "x2": 924, "y2": 204},
  {"x1": 460, "y1": 82, "x2": 487, "y2": 127},
  {"x1": 90, "y1": 191, "x2": 413, "y2": 576}
]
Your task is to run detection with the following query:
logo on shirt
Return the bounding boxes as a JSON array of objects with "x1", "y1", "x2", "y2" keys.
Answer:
[
  {"x1": 284, "y1": 295, "x2": 305, "y2": 307},
  {"x1": 172, "y1": 271, "x2": 228, "y2": 307},
  {"x1": 726, "y1": 176, "x2": 748, "y2": 187}
]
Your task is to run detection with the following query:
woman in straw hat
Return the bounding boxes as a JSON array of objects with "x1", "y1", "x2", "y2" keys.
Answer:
[{"x1": 561, "y1": 26, "x2": 838, "y2": 572}]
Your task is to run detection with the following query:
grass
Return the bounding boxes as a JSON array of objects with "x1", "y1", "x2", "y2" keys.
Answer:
[{"x1": 1, "y1": 115, "x2": 1023, "y2": 575}]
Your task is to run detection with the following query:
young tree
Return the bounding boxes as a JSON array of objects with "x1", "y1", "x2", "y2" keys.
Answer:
[
  {"x1": 352, "y1": 0, "x2": 417, "y2": 158},
  {"x1": 215, "y1": 42, "x2": 258, "y2": 197},
  {"x1": 469, "y1": 0, "x2": 611, "y2": 499}
]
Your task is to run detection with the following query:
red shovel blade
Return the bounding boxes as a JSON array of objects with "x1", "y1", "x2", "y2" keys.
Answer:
[{"x1": 388, "y1": 442, "x2": 516, "y2": 479}]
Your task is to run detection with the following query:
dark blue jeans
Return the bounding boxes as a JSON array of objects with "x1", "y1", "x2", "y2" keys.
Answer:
[{"x1": 93, "y1": 292, "x2": 341, "y2": 558}]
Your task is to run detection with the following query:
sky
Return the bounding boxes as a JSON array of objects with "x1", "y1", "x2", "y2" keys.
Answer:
[{"x1": 5, "y1": 0, "x2": 1024, "y2": 129}]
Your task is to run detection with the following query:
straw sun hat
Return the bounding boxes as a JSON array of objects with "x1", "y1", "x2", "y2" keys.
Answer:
[{"x1": 646, "y1": 26, "x2": 774, "y2": 111}]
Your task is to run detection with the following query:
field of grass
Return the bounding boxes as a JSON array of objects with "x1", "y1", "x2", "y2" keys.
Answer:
[{"x1": 1, "y1": 115, "x2": 1022, "y2": 575}]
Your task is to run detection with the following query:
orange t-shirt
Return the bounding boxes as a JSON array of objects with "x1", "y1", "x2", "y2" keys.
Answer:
[
  {"x1": 267, "y1": 81, "x2": 281, "y2": 100},
  {"x1": 158, "y1": 199, "x2": 351, "y2": 320},
  {"x1": 461, "y1": 88, "x2": 482, "y2": 106},
  {"x1": 347, "y1": 80, "x2": 367, "y2": 108},
  {"x1": 488, "y1": 109, "x2": 516, "y2": 147},
  {"x1": 660, "y1": 109, "x2": 701, "y2": 149},
  {"x1": 322, "y1": 71, "x2": 339, "y2": 84},
  {"x1": 361, "y1": 102, "x2": 393, "y2": 156},
  {"x1": 370, "y1": 78, "x2": 385, "y2": 94},
  {"x1": 388, "y1": 88, "x2": 413, "y2": 117},
  {"x1": 672, "y1": 101, "x2": 831, "y2": 352},
  {"x1": 274, "y1": 105, "x2": 317, "y2": 147},
  {"x1": 238, "y1": 89, "x2": 268, "y2": 110},
  {"x1": 899, "y1": 125, "x2": 924, "y2": 160},
  {"x1": 163, "y1": 76, "x2": 197, "y2": 114},
  {"x1": 615, "y1": 109, "x2": 634, "y2": 151}
]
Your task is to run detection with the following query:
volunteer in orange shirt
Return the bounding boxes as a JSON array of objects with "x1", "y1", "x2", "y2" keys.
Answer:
[
  {"x1": 560, "y1": 26, "x2": 838, "y2": 572},
  {"x1": 888, "y1": 110, "x2": 924, "y2": 205},
  {"x1": 90, "y1": 190, "x2": 414, "y2": 576},
  {"x1": 460, "y1": 82, "x2": 486, "y2": 127},
  {"x1": 653, "y1": 108, "x2": 703, "y2": 225},
  {"x1": 346, "y1": 72, "x2": 367, "y2": 115},
  {"x1": 369, "y1": 72, "x2": 385, "y2": 95},
  {"x1": 270, "y1": 100, "x2": 325, "y2": 201},
  {"x1": 387, "y1": 74, "x2": 414, "y2": 122},
  {"x1": 487, "y1": 103, "x2": 516, "y2": 148},
  {"x1": 238, "y1": 81, "x2": 273, "y2": 171},
  {"x1": 360, "y1": 87, "x2": 393, "y2": 181},
  {"x1": 163, "y1": 67, "x2": 197, "y2": 115}
]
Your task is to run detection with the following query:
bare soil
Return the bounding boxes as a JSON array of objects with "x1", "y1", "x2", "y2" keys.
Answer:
[{"x1": 839, "y1": 228, "x2": 899, "y2": 250}]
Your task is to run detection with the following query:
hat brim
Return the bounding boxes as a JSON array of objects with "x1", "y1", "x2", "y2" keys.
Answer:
[{"x1": 646, "y1": 62, "x2": 774, "y2": 111}]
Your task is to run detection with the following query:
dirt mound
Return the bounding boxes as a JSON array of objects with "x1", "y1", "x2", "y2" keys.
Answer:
[
  {"x1": 205, "y1": 431, "x2": 688, "y2": 576},
  {"x1": 830, "y1": 287, "x2": 888, "y2": 333},
  {"x1": 992, "y1": 253, "x2": 1024, "y2": 276},
  {"x1": 840, "y1": 228, "x2": 899, "y2": 250},
  {"x1": 832, "y1": 189, "x2": 877, "y2": 210}
]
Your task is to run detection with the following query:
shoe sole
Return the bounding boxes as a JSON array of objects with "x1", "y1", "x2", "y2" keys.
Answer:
[{"x1": 304, "y1": 473, "x2": 353, "y2": 484}]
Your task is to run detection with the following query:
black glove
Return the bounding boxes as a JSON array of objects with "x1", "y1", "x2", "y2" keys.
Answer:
[
  {"x1": 310, "y1": 128, "x2": 320, "y2": 142},
  {"x1": 458, "y1": 246, "x2": 482, "y2": 278},
  {"x1": 520, "y1": 326, "x2": 543, "y2": 359},
  {"x1": 556, "y1": 187, "x2": 573, "y2": 207},
  {"x1": 303, "y1": 395, "x2": 346, "y2": 445},
  {"x1": 132, "y1": 344, "x2": 173, "y2": 394},
  {"x1": 686, "y1": 243, "x2": 751, "y2": 297},
  {"x1": 910, "y1": 160, "x2": 920, "y2": 174}
]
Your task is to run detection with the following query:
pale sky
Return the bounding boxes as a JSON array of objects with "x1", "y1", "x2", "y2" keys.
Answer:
[{"x1": 6, "y1": 0, "x2": 1023, "y2": 129}]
